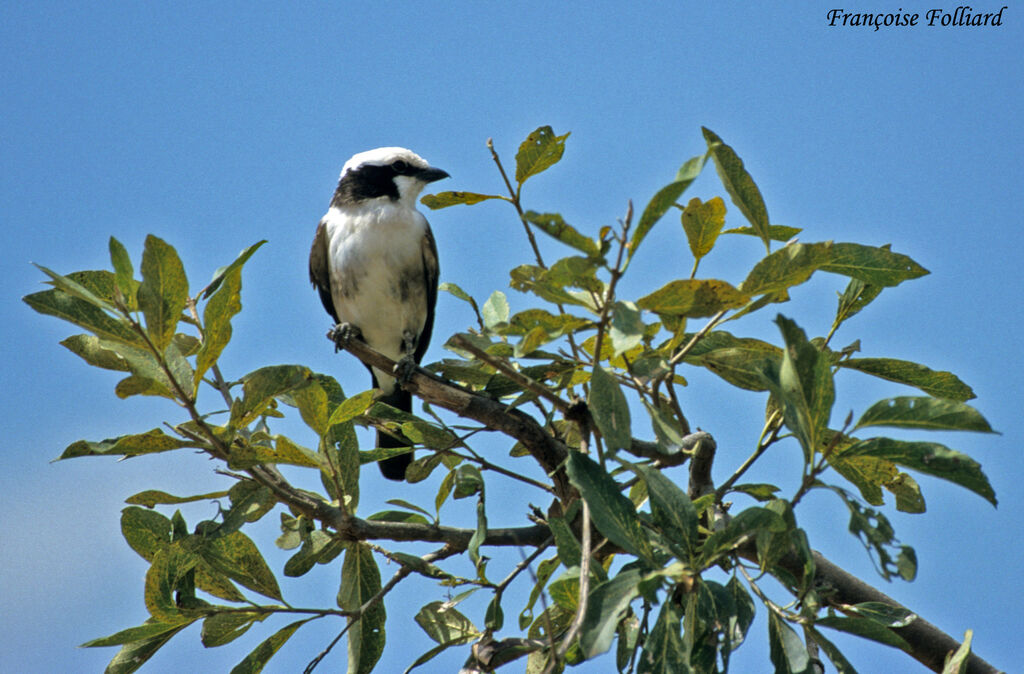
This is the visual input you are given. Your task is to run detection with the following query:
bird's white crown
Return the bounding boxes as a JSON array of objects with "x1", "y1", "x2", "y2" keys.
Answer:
[{"x1": 340, "y1": 147, "x2": 430, "y2": 178}]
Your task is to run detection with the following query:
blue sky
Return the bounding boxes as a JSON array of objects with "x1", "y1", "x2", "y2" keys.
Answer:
[{"x1": 2, "y1": 2, "x2": 1021, "y2": 672}]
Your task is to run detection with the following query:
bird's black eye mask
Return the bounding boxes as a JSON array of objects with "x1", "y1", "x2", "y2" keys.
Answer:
[{"x1": 332, "y1": 162, "x2": 411, "y2": 205}]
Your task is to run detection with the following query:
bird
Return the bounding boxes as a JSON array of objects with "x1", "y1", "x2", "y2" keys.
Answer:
[{"x1": 309, "y1": 147, "x2": 448, "y2": 480}]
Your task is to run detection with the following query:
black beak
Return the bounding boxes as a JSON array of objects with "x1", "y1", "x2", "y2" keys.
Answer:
[{"x1": 417, "y1": 167, "x2": 450, "y2": 183}]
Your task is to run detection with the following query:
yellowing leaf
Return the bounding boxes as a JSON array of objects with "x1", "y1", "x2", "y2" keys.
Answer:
[{"x1": 681, "y1": 196, "x2": 726, "y2": 260}]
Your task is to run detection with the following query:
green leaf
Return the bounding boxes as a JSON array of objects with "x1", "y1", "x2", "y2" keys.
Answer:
[
  {"x1": 227, "y1": 436, "x2": 321, "y2": 470},
  {"x1": 515, "y1": 125, "x2": 570, "y2": 185},
  {"x1": 680, "y1": 331, "x2": 782, "y2": 392},
  {"x1": 637, "y1": 279, "x2": 749, "y2": 318},
  {"x1": 818, "y1": 243, "x2": 929, "y2": 286},
  {"x1": 685, "y1": 580, "x2": 735, "y2": 671},
  {"x1": 549, "y1": 568, "x2": 582, "y2": 612},
  {"x1": 137, "y1": 234, "x2": 189, "y2": 352},
  {"x1": 338, "y1": 542, "x2": 386, "y2": 674},
  {"x1": 102, "y1": 621, "x2": 193, "y2": 674},
  {"x1": 548, "y1": 515, "x2": 583, "y2": 568},
  {"x1": 630, "y1": 154, "x2": 706, "y2": 264},
  {"x1": 421, "y1": 191, "x2": 506, "y2": 209},
  {"x1": 943, "y1": 630, "x2": 973, "y2": 674},
  {"x1": 520, "y1": 556, "x2": 560, "y2": 631},
  {"x1": 828, "y1": 486, "x2": 917, "y2": 581},
  {"x1": 144, "y1": 544, "x2": 200, "y2": 623},
  {"x1": 702, "y1": 127, "x2": 771, "y2": 251},
  {"x1": 833, "y1": 277, "x2": 883, "y2": 329},
  {"x1": 202, "y1": 240, "x2": 265, "y2": 299},
  {"x1": 723, "y1": 224, "x2": 802, "y2": 241},
  {"x1": 414, "y1": 601, "x2": 480, "y2": 644},
  {"x1": 231, "y1": 365, "x2": 314, "y2": 427},
  {"x1": 765, "y1": 315, "x2": 835, "y2": 462},
  {"x1": 588, "y1": 366, "x2": 632, "y2": 452},
  {"x1": 284, "y1": 529, "x2": 344, "y2": 577},
  {"x1": 126, "y1": 489, "x2": 230, "y2": 507},
  {"x1": 364, "y1": 510, "x2": 428, "y2": 524},
  {"x1": 202, "y1": 530, "x2": 283, "y2": 601},
  {"x1": 887, "y1": 471, "x2": 926, "y2": 514},
  {"x1": 806, "y1": 627, "x2": 858, "y2": 674},
  {"x1": 637, "y1": 600, "x2": 688, "y2": 674},
  {"x1": 109, "y1": 236, "x2": 135, "y2": 304},
  {"x1": 740, "y1": 242, "x2": 828, "y2": 297},
  {"x1": 405, "y1": 637, "x2": 482, "y2": 673},
  {"x1": 701, "y1": 507, "x2": 787, "y2": 565},
  {"x1": 24, "y1": 287, "x2": 139, "y2": 343},
  {"x1": 446, "y1": 466, "x2": 481, "y2": 501},
  {"x1": 482, "y1": 290, "x2": 510, "y2": 329},
  {"x1": 740, "y1": 242, "x2": 927, "y2": 298},
  {"x1": 60, "y1": 429, "x2": 198, "y2": 460},
  {"x1": 325, "y1": 388, "x2": 376, "y2": 429},
  {"x1": 681, "y1": 196, "x2": 726, "y2": 261},
  {"x1": 609, "y1": 301, "x2": 645, "y2": 358},
  {"x1": 579, "y1": 567, "x2": 643, "y2": 658},
  {"x1": 59, "y1": 334, "x2": 131, "y2": 371},
  {"x1": 566, "y1": 452, "x2": 654, "y2": 563},
  {"x1": 195, "y1": 263, "x2": 242, "y2": 389},
  {"x1": 480, "y1": 596, "x2": 502, "y2": 632},
  {"x1": 643, "y1": 401, "x2": 686, "y2": 454},
  {"x1": 840, "y1": 358, "x2": 975, "y2": 401},
  {"x1": 827, "y1": 439, "x2": 902, "y2": 508},
  {"x1": 768, "y1": 612, "x2": 812, "y2": 674},
  {"x1": 121, "y1": 507, "x2": 172, "y2": 561},
  {"x1": 89, "y1": 338, "x2": 180, "y2": 399},
  {"x1": 729, "y1": 483, "x2": 781, "y2": 501},
  {"x1": 201, "y1": 611, "x2": 263, "y2": 648},
  {"x1": 230, "y1": 618, "x2": 311, "y2": 674},
  {"x1": 617, "y1": 612, "x2": 641, "y2": 674},
  {"x1": 846, "y1": 438, "x2": 996, "y2": 506},
  {"x1": 815, "y1": 615, "x2": 911, "y2": 652},
  {"x1": 227, "y1": 481, "x2": 278, "y2": 525},
  {"x1": 509, "y1": 261, "x2": 599, "y2": 309},
  {"x1": 844, "y1": 602, "x2": 916, "y2": 628},
  {"x1": 501, "y1": 308, "x2": 590, "y2": 338},
  {"x1": 83, "y1": 620, "x2": 189, "y2": 648},
  {"x1": 635, "y1": 464, "x2": 699, "y2": 563},
  {"x1": 854, "y1": 397, "x2": 995, "y2": 433},
  {"x1": 33, "y1": 263, "x2": 113, "y2": 310},
  {"x1": 726, "y1": 576, "x2": 756, "y2": 650},
  {"x1": 524, "y1": 211, "x2": 600, "y2": 257}
]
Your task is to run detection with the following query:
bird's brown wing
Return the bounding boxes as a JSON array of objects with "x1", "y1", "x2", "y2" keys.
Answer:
[
  {"x1": 414, "y1": 223, "x2": 440, "y2": 365},
  {"x1": 308, "y1": 219, "x2": 338, "y2": 323}
]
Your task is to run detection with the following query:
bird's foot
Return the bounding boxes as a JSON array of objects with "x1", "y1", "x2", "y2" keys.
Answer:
[
  {"x1": 393, "y1": 329, "x2": 420, "y2": 384},
  {"x1": 327, "y1": 322, "x2": 362, "y2": 353},
  {"x1": 393, "y1": 354, "x2": 418, "y2": 385}
]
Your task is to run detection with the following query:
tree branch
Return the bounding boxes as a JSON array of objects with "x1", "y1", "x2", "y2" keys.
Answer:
[
  {"x1": 807, "y1": 552, "x2": 1003, "y2": 674},
  {"x1": 335, "y1": 332, "x2": 573, "y2": 499}
]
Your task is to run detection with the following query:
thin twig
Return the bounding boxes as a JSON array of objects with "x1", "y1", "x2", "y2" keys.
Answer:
[
  {"x1": 554, "y1": 501, "x2": 591, "y2": 664},
  {"x1": 447, "y1": 447, "x2": 557, "y2": 495},
  {"x1": 486, "y1": 137, "x2": 585, "y2": 367},
  {"x1": 667, "y1": 309, "x2": 728, "y2": 369},
  {"x1": 450, "y1": 334, "x2": 572, "y2": 414},
  {"x1": 591, "y1": 200, "x2": 632, "y2": 368},
  {"x1": 488, "y1": 138, "x2": 545, "y2": 269},
  {"x1": 715, "y1": 410, "x2": 782, "y2": 499},
  {"x1": 305, "y1": 544, "x2": 459, "y2": 673}
]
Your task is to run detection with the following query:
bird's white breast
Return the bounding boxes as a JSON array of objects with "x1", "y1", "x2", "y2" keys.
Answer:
[{"x1": 322, "y1": 201, "x2": 429, "y2": 388}]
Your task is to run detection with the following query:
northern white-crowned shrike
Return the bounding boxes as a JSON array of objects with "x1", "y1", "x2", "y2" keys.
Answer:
[{"x1": 309, "y1": 148, "x2": 448, "y2": 480}]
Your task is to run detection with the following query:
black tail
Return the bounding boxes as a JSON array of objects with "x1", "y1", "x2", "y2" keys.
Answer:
[{"x1": 376, "y1": 386, "x2": 414, "y2": 480}]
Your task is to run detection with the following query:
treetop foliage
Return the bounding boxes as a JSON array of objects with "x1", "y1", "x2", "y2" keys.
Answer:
[{"x1": 25, "y1": 126, "x2": 999, "y2": 674}]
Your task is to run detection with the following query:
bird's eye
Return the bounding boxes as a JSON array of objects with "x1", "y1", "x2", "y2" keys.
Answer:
[{"x1": 392, "y1": 160, "x2": 409, "y2": 174}]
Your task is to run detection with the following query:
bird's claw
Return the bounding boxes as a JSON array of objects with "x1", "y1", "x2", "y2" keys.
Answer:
[
  {"x1": 394, "y1": 354, "x2": 418, "y2": 385},
  {"x1": 328, "y1": 322, "x2": 361, "y2": 353}
]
